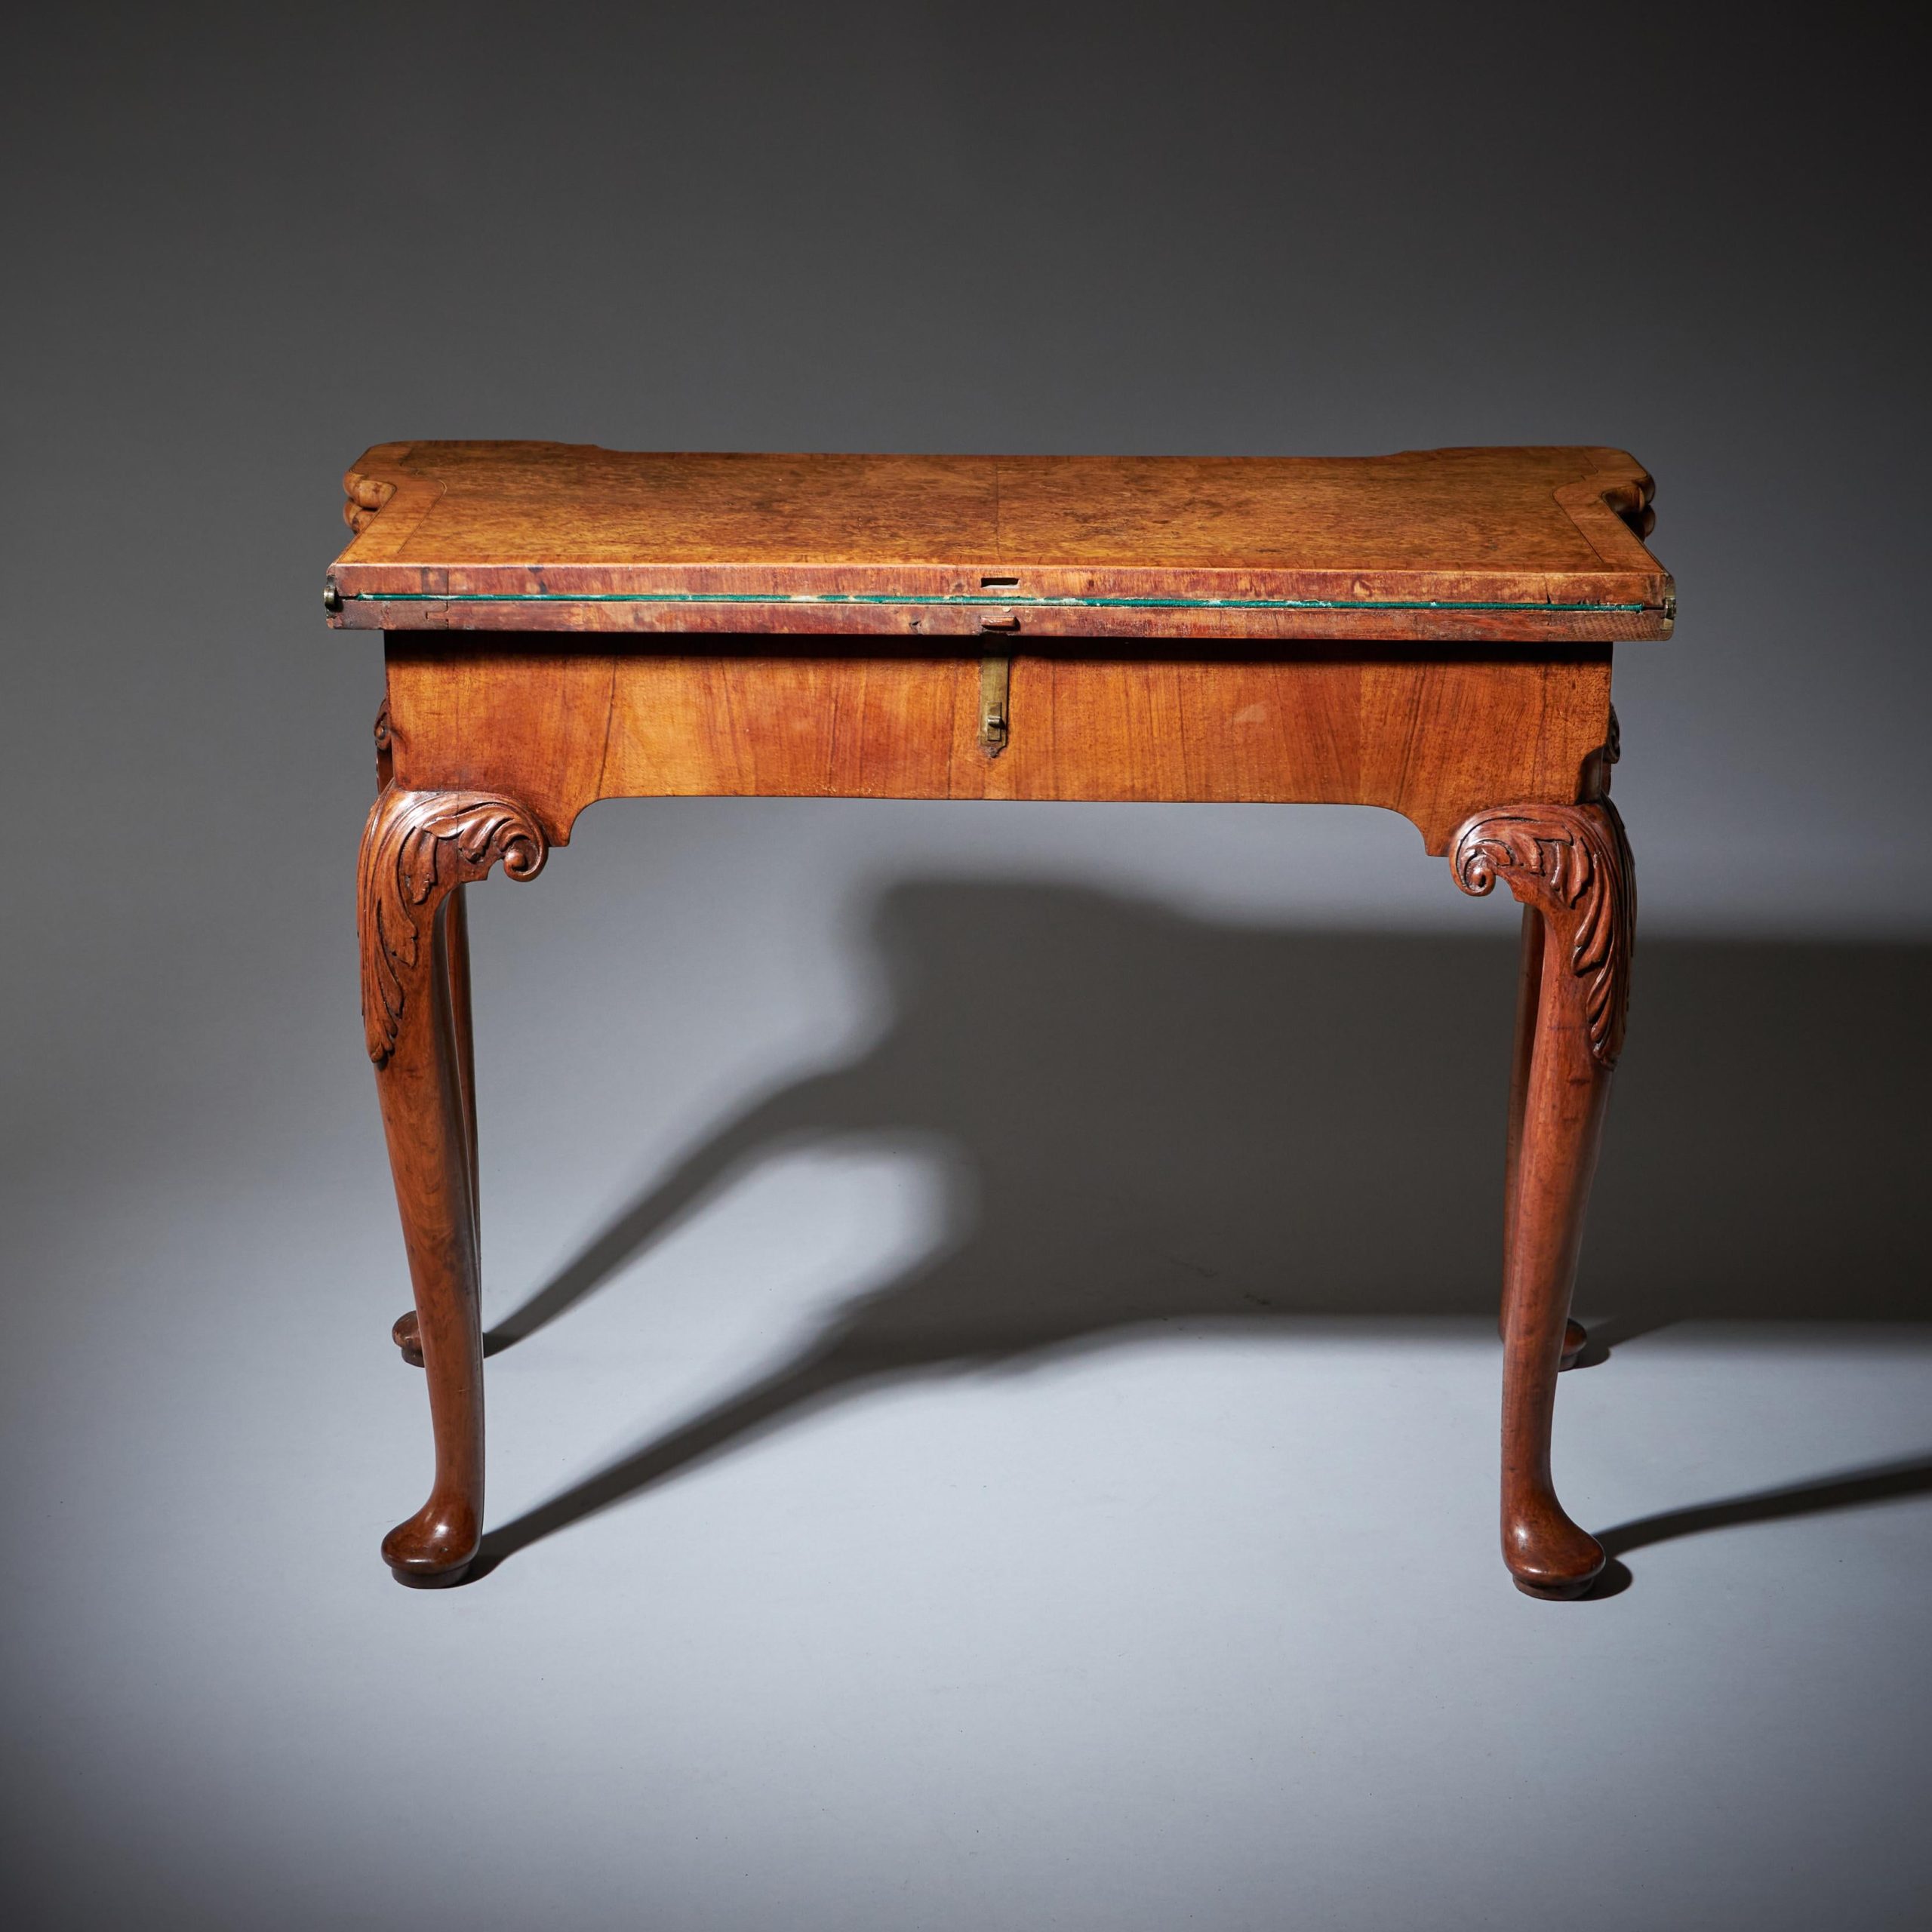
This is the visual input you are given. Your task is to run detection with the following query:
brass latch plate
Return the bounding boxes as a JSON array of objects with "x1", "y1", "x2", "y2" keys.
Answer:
[{"x1": 979, "y1": 654, "x2": 1011, "y2": 756}]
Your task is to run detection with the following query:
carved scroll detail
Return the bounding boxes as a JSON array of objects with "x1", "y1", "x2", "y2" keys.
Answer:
[
  {"x1": 1451, "y1": 801, "x2": 1634, "y2": 1068},
  {"x1": 343, "y1": 466, "x2": 396, "y2": 535},
  {"x1": 358, "y1": 788, "x2": 546, "y2": 1066},
  {"x1": 1581, "y1": 702, "x2": 1620, "y2": 801},
  {"x1": 373, "y1": 698, "x2": 394, "y2": 789},
  {"x1": 1602, "y1": 474, "x2": 1657, "y2": 540}
]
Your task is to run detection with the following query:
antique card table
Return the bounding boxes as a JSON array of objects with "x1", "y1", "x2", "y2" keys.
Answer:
[{"x1": 328, "y1": 442, "x2": 1671, "y2": 1597}]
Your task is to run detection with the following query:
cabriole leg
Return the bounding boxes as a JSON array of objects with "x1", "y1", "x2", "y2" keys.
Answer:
[
  {"x1": 1454, "y1": 800, "x2": 1634, "y2": 1598},
  {"x1": 1502, "y1": 907, "x2": 1586, "y2": 1371},
  {"x1": 393, "y1": 883, "x2": 476, "y2": 1371},
  {"x1": 359, "y1": 785, "x2": 547, "y2": 1584}
]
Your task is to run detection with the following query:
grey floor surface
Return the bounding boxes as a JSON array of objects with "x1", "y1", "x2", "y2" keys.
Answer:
[{"x1": 4, "y1": 817, "x2": 1927, "y2": 1931}]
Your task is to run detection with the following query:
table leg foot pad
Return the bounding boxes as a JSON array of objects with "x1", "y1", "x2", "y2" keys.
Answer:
[
  {"x1": 1512, "y1": 1570, "x2": 1601, "y2": 1601},
  {"x1": 387, "y1": 1560, "x2": 473, "y2": 1589},
  {"x1": 1558, "y1": 1318, "x2": 1587, "y2": 1371},
  {"x1": 381, "y1": 1505, "x2": 479, "y2": 1588},
  {"x1": 392, "y1": 1310, "x2": 424, "y2": 1367}
]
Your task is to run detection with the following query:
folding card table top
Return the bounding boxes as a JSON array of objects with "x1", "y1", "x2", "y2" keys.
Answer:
[{"x1": 330, "y1": 441, "x2": 1670, "y2": 1597}]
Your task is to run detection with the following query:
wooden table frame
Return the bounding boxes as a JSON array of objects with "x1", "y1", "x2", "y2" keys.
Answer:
[{"x1": 333, "y1": 443, "x2": 1669, "y2": 1599}]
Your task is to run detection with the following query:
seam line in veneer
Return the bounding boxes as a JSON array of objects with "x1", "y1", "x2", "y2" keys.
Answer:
[{"x1": 593, "y1": 657, "x2": 618, "y2": 804}]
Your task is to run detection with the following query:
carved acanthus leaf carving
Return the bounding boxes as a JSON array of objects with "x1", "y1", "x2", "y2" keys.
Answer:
[
  {"x1": 358, "y1": 788, "x2": 546, "y2": 1066},
  {"x1": 1451, "y1": 801, "x2": 1634, "y2": 1068}
]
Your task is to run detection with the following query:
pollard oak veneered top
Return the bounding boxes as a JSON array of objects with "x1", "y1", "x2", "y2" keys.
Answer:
[{"x1": 326, "y1": 442, "x2": 1672, "y2": 645}]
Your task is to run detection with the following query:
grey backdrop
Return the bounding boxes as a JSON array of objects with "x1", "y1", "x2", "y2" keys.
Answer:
[{"x1": 4, "y1": 7, "x2": 1928, "y2": 1930}]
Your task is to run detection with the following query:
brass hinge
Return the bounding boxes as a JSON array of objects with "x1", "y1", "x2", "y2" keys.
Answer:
[{"x1": 979, "y1": 654, "x2": 1011, "y2": 756}]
